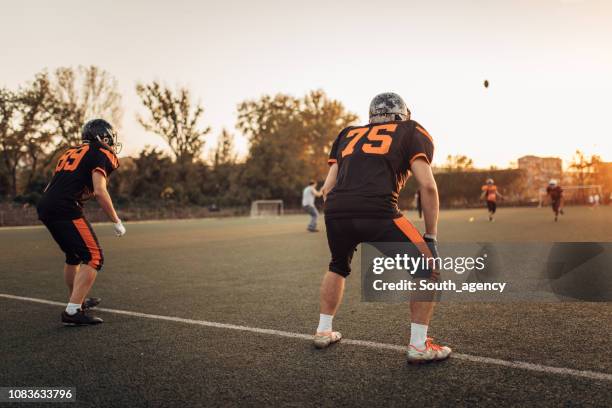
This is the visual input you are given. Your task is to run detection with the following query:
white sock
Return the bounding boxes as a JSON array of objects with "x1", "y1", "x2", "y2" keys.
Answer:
[
  {"x1": 317, "y1": 314, "x2": 333, "y2": 333},
  {"x1": 65, "y1": 303, "x2": 81, "y2": 315},
  {"x1": 409, "y1": 323, "x2": 428, "y2": 349}
]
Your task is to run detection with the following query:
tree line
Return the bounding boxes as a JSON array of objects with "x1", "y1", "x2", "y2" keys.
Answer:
[
  {"x1": 1, "y1": 66, "x2": 608, "y2": 211},
  {"x1": 0, "y1": 66, "x2": 121, "y2": 200},
  {"x1": 0, "y1": 66, "x2": 356, "y2": 208}
]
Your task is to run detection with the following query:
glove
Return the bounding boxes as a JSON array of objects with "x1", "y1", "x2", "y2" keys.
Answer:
[
  {"x1": 423, "y1": 234, "x2": 439, "y2": 258},
  {"x1": 113, "y1": 220, "x2": 126, "y2": 237},
  {"x1": 423, "y1": 234, "x2": 440, "y2": 281}
]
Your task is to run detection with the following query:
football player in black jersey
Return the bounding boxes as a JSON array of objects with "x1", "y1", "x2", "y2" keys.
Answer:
[
  {"x1": 313, "y1": 93, "x2": 451, "y2": 363},
  {"x1": 546, "y1": 179, "x2": 564, "y2": 221},
  {"x1": 37, "y1": 119, "x2": 126, "y2": 326}
]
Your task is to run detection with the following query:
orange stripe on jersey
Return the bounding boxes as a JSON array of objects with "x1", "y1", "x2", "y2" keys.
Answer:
[
  {"x1": 93, "y1": 167, "x2": 107, "y2": 178},
  {"x1": 328, "y1": 158, "x2": 337, "y2": 166},
  {"x1": 99, "y1": 148, "x2": 119, "y2": 169},
  {"x1": 416, "y1": 126, "x2": 433, "y2": 143},
  {"x1": 409, "y1": 153, "x2": 430, "y2": 166},
  {"x1": 393, "y1": 216, "x2": 433, "y2": 259},
  {"x1": 72, "y1": 218, "x2": 102, "y2": 269}
]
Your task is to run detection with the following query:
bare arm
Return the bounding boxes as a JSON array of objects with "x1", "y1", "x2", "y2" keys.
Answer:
[
  {"x1": 411, "y1": 160, "x2": 439, "y2": 237},
  {"x1": 321, "y1": 163, "x2": 338, "y2": 202},
  {"x1": 92, "y1": 171, "x2": 120, "y2": 223}
]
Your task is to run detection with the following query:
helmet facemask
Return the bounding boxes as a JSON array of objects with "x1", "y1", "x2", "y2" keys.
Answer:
[{"x1": 97, "y1": 128, "x2": 122, "y2": 154}]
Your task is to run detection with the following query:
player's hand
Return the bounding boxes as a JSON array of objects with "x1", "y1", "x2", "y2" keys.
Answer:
[{"x1": 113, "y1": 220, "x2": 126, "y2": 237}]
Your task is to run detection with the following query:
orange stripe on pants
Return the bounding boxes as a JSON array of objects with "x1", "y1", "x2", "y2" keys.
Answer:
[
  {"x1": 392, "y1": 216, "x2": 433, "y2": 259},
  {"x1": 72, "y1": 218, "x2": 102, "y2": 269}
]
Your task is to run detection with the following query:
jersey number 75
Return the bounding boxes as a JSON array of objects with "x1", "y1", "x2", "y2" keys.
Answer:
[{"x1": 341, "y1": 124, "x2": 398, "y2": 158}]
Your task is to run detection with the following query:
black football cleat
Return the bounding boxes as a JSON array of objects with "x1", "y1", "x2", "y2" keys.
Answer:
[
  {"x1": 82, "y1": 297, "x2": 101, "y2": 310},
  {"x1": 61, "y1": 310, "x2": 104, "y2": 326}
]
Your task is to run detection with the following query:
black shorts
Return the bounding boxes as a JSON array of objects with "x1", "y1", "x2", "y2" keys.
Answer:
[
  {"x1": 325, "y1": 216, "x2": 432, "y2": 277},
  {"x1": 42, "y1": 218, "x2": 104, "y2": 271},
  {"x1": 552, "y1": 200, "x2": 561, "y2": 213},
  {"x1": 487, "y1": 200, "x2": 497, "y2": 213}
]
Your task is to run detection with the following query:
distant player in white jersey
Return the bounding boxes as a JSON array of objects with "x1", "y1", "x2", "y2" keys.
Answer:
[{"x1": 302, "y1": 180, "x2": 322, "y2": 232}]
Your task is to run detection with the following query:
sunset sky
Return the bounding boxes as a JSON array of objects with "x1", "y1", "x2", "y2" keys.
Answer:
[{"x1": 2, "y1": 0, "x2": 611, "y2": 168}]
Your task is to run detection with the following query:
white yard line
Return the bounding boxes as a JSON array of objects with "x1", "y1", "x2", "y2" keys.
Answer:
[
  {"x1": 2, "y1": 293, "x2": 611, "y2": 383},
  {"x1": 0, "y1": 218, "x2": 217, "y2": 231}
]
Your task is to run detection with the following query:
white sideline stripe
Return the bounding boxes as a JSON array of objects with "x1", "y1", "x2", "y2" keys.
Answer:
[{"x1": 2, "y1": 293, "x2": 611, "y2": 383}]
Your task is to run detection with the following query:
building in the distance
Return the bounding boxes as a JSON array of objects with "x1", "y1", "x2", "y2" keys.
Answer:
[{"x1": 518, "y1": 155, "x2": 563, "y2": 201}]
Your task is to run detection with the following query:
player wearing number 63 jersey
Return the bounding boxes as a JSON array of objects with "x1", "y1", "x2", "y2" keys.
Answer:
[
  {"x1": 37, "y1": 119, "x2": 125, "y2": 326},
  {"x1": 314, "y1": 92, "x2": 451, "y2": 364}
]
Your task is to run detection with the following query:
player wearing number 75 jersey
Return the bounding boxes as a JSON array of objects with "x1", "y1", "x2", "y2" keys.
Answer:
[
  {"x1": 37, "y1": 119, "x2": 125, "y2": 326},
  {"x1": 314, "y1": 92, "x2": 451, "y2": 363}
]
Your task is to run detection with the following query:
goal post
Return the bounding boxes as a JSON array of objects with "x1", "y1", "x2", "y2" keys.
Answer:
[
  {"x1": 538, "y1": 185, "x2": 602, "y2": 207},
  {"x1": 250, "y1": 200, "x2": 284, "y2": 217}
]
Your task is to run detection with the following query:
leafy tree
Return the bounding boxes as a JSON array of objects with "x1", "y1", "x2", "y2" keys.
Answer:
[
  {"x1": 136, "y1": 81, "x2": 210, "y2": 163},
  {"x1": 569, "y1": 150, "x2": 596, "y2": 185},
  {"x1": 0, "y1": 87, "x2": 17, "y2": 197},
  {"x1": 299, "y1": 90, "x2": 358, "y2": 179},
  {"x1": 568, "y1": 150, "x2": 604, "y2": 201},
  {"x1": 212, "y1": 128, "x2": 236, "y2": 168},
  {"x1": 237, "y1": 90, "x2": 357, "y2": 203},
  {"x1": 0, "y1": 67, "x2": 122, "y2": 200},
  {"x1": 125, "y1": 147, "x2": 176, "y2": 202},
  {"x1": 48, "y1": 65, "x2": 123, "y2": 147},
  {"x1": 18, "y1": 74, "x2": 55, "y2": 192},
  {"x1": 442, "y1": 154, "x2": 474, "y2": 172},
  {"x1": 0, "y1": 75, "x2": 54, "y2": 198},
  {"x1": 207, "y1": 129, "x2": 239, "y2": 204},
  {"x1": 237, "y1": 94, "x2": 306, "y2": 202}
]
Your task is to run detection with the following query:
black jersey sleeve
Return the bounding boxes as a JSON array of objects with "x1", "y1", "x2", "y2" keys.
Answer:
[
  {"x1": 406, "y1": 122, "x2": 434, "y2": 169},
  {"x1": 88, "y1": 146, "x2": 119, "y2": 178},
  {"x1": 328, "y1": 128, "x2": 347, "y2": 166}
]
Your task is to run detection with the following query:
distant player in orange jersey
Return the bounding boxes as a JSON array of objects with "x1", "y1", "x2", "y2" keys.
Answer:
[{"x1": 480, "y1": 178, "x2": 503, "y2": 222}]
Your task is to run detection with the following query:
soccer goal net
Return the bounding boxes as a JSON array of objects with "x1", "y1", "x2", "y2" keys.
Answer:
[
  {"x1": 250, "y1": 200, "x2": 284, "y2": 217},
  {"x1": 538, "y1": 185, "x2": 603, "y2": 207}
]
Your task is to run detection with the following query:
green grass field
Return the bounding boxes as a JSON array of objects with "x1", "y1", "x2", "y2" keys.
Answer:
[{"x1": 1, "y1": 207, "x2": 611, "y2": 407}]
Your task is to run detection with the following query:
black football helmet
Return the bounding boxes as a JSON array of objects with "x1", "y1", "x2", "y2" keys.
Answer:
[{"x1": 81, "y1": 119, "x2": 122, "y2": 154}]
